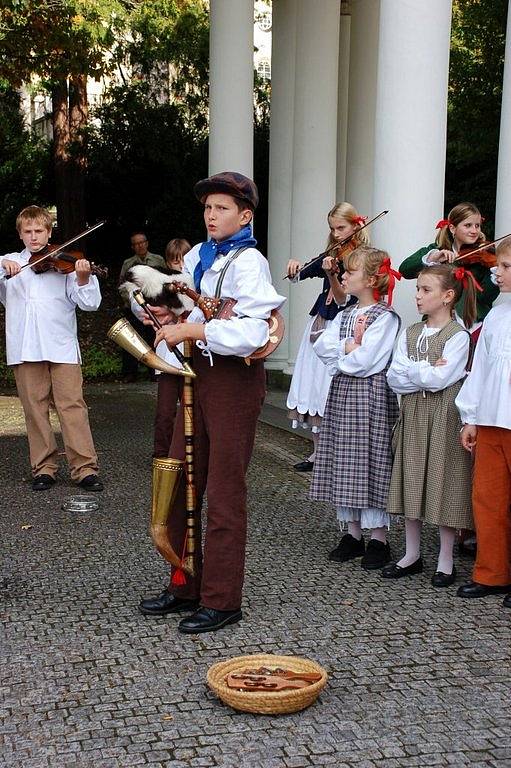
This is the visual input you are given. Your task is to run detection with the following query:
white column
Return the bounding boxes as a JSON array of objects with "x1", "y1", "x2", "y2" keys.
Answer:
[
  {"x1": 266, "y1": 0, "x2": 297, "y2": 369},
  {"x1": 496, "y1": 2, "x2": 511, "y2": 237},
  {"x1": 336, "y1": 5, "x2": 351, "y2": 202},
  {"x1": 209, "y1": 0, "x2": 254, "y2": 176},
  {"x1": 286, "y1": 0, "x2": 341, "y2": 372},
  {"x1": 345, "y1": 0, "x2": 380, "y2": 213},
  {"x1": 372, "y1": 0, "x2": 452, "y2": 329}
]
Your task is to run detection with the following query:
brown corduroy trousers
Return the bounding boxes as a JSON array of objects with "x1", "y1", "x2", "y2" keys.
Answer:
[{"x1": 166, "y1": 350, "x2": 265, "y2": 611}]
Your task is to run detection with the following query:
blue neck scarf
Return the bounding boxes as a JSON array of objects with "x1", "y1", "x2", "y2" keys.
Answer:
[{"x1": 194, "y1": 224, "x2": 257, "y2": 291}]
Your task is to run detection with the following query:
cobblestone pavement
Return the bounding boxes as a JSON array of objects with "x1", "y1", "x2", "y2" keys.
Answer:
[{"x1": 1, "y1": 383, "x2": 511, "y2": 768}]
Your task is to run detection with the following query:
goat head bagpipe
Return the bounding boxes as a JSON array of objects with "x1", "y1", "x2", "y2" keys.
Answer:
[{"x1": 107, "y1": 264, "x2": 198, "y2": 582}]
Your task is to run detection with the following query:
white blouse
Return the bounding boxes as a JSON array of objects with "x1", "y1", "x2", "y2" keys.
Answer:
[
  {"x1": 183, "y1": 244, "x2": 286, "y2": 358},
  {"x1": 0, "y1": 249, "x2": 101, "y2": 365},
  {"x1": 387, "y1": 325, "x2": 469, "y2": 395},
  {"x1": 456, "y1": 302, "x2": 511, "y2": 429},
  {"x1": 313, "y1": 303, "x2": 400, "y2": 378}
]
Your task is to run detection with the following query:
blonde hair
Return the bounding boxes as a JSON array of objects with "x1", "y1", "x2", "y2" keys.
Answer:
[
  {"x1": 436, "y1": 202, "x2": 485, "y2": 249},
  {"x1": 165, "y1": 238, "x2": 191, "y2": 267},
  {"x1": 344, "y1": 245, "x2": 393, "y2": 300},
  {"x1": 327, "y1": 202, "x2": 370, "y2": 250},
  {"x1": 496, "y1": 236, "x2": 511, "y2": 259},
  {"x1": 418, "y1": 263, "x2": 477, "y2": 329},
  {"x1": 16, "y1": 205, "x2": 53, "y2": 233}
]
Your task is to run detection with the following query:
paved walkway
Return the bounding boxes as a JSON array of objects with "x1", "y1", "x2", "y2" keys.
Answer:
[{"x1": 1, "y1": 383, "x2": 510, "y2": 768}]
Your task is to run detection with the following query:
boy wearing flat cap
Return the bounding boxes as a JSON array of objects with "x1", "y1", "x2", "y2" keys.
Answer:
[{"x1": 139, "y1": 171, "x2": 285, "y2": 633}]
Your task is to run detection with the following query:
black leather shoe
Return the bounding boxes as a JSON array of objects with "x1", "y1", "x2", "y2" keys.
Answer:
[
  {"x1": 431, "y1": 566, "x2": 456, "y2": 587},
  {"x1": 361, "y1": 540, "x2": 391, "y2": 570},
  {"x1": 503, "y1": 593, "x2": 511, "y2": 608},
  {"x1": 78, "y1": 475, "x2": 104, "y2": 492},
  {"x1": 328, "y1": 533, "x2": 365, "y2": 562},
  {"x1": 178, "y1": 606, "x2": 242, "y2": 634},
  {"x1": 293, "y1": 459, "x2": 314, "y2": 472},
  {"x1": 382, "y1": 558, "x2": 423, "y2": 579},
  {"x1": 139, "y1": 590, "x2": 200, "y2": 616},
  {"x1": 456, "y1": 581, "x2": 511, "y2": 599},
  {"x1": 32, "y1": 474, "x2": 55, "y2": 491}
]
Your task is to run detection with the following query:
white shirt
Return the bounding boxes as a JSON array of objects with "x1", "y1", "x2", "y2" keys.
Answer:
[
  {"x1": 387, "y1": 325, "x2": 469, "y2": 394},
  {"x1": 0, "y1": 248, "x2": 101, "y2": 365},
  {"x1": 183, "y1": 244, "x2": 286, "y2": 358},
  {"x1": 313, "y1": 303, "x2": 400, "y2": 378},
  {"x1": 456, "y1": 302, "x2": 511, "y2": 429}
]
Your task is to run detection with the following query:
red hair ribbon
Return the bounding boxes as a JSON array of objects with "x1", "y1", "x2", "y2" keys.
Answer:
[
  {"x1": 374, "y1": 257, "x2": 402, "y2": 305},
  {"x1": 453, "y1": 267, "x2": 483, "y2": 293},
  {"x1": 352, "y1": 215, "x2": 368, "y2": 226},
  {"x1": 436, "y1": 218, "x2": 450, "y2": 229}
]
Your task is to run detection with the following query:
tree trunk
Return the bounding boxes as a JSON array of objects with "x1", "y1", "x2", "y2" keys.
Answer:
[{"x1": 51, "y1": 75, "x2": 88, "y2": 241}]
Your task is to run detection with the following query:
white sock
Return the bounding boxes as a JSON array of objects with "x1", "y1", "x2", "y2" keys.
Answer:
[
  {"x1": 348, "y1": 521, "x2": 362, "y2": 540},
  {"x1": 437, "y1": 526, "x2": 455, "y2": 574},
  {"x1": 397, "y1": 518, "x2": 422, "y2": 567},
  {"x1": 308, "y1": 431, "x2": 319, "y2": 463},
  {"x1": 370, "y1": 527, "x2": 387, "y2": 544}
]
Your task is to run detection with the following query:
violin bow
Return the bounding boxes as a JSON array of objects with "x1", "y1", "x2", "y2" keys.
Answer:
[
  {"x1": 283, "y1": 210, "x2": 389, "y2": 280},
  {"x1": 452, "y1": 232, "x2": 511, "y2": 263},
  {"x1": 11, "y1": 220, "x2": 106, "y2": 276}
]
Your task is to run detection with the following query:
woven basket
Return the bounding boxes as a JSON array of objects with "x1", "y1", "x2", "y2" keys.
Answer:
[{"x1": 207, "y1": 653, "x2": 328, "y2": 715}]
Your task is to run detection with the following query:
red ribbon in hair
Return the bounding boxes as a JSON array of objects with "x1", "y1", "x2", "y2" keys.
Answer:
[
  {"x1": 352, "y1": 215, "x2": 368, "y2": 226},
  {"x1": 374, "y1": 257, "x2": 402, "y2": 305},
  {"x1": 436, "y1": 218, "x2": 450, "y2": 229},
  {"x1": 453, "y1": 267, "x2": 483, "y2": 293}
]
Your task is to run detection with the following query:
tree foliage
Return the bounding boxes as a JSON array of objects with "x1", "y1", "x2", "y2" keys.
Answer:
[{"x1": 446, "y1": 0, "x2": 508, "y2": 233}]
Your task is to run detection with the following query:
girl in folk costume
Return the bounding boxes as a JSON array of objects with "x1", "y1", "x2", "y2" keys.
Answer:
[
  {"x1": 383, "y1": 264, "x2": 477, "y2": 586},
  {"x1": 286, "y1": 203, "x2": 369, "y2": 471},
  {"x1": 399, "y1": 202, "x2": 498, "y2": 341},
  {"x1": 309, "y1": 246, "x2": 401, "y2": 570}
]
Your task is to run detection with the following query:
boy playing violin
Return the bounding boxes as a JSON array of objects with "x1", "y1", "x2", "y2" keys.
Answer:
[{"x1": 0, "y1": 205, "x2": 103, "y2": 492}]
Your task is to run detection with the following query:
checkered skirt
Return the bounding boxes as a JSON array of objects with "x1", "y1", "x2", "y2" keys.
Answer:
[
  {"x1": 310, "y1": 305, "x2": 399, "y2": 509},
  {"x1": 387, "y1": 321, "x2": 473, "y2": 528}
]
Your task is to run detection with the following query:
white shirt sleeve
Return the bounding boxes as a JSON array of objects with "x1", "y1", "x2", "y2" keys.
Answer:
[
  {"x1": 388, "y1": 331, "x2": 469, "y2": 393},
  {"x1": 455, "y1": 327, "x2": 489, "y2": 424},
  {"x1": 423, "y1": 249, "x2": 440, "y2": 265},
  {"x1": 314, "y1": 310, "x2": 399, "y2": 378},
  {"x1": 66, "y1": 273, "x2": 102, "y2": 311},
  {"x1": 203, "y1": 254, "x2": 285, "y2": 357}
]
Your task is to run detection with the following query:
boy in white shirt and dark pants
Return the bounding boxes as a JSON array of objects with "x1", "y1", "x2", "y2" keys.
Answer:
[{"x1": 0, "y1": 206, "x2": 103, "y2": 492}]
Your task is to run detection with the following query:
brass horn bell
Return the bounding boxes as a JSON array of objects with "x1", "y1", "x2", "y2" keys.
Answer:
[{"x1": 107, "y1": 318, "x2": 195, "y2": 378}]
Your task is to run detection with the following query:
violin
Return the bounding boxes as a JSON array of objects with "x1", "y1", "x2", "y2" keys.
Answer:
[
  {"x1": 283, "y1": 210, "x2": 388, "y2": 279},
  {"x1": 454, "y1": 242, "x2": 497, "y2": 268},
  {"x1": 7, "y1": 220, "x2": 107, "y2": 280},
  {"x1": 28, "y1": 243, "x2": 108, "y2": 279}
]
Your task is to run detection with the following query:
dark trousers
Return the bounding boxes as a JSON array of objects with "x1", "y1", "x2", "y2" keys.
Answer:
[
  {"x1": 167, "y1": 350, "x2": 265, "y2": 610},
  {"x1": 121, "y1": 313, "x2": 156, "y2": 375},
  {"x1": 153, "y1": 374, "x2": 182, "y2": 458}
]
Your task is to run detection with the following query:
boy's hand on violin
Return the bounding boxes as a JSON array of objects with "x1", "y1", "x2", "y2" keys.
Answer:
[
  {"x1": 1, "y1": 259, "x2": 21, "y2": 276},
  {"x1": 433, "y1": 357, "x2": 447, "y2": 367},
  {"x1": 155, "y1": 322, "x2": 206, "y2": 349},
  {"x1": 460, "y1": 424, "x2": 477, "y2": 452},
  {"x1": 428, "y1": 249, "x2": 455, "y2": 264},
  {"x1": 286, "y1": 259, "x2": 301, "y2": 278},
  {"x1": 75, "y1": 259, "x2": 92, "y2": 285},
  {"x1": 322, "y1": 255, "x2": 339, "y2": 275}
]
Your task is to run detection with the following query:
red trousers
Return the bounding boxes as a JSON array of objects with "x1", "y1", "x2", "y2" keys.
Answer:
[
  {"x1": 472, "y1": 426, "x2": 511, "y2": 586},
  {"x1": 166, "y1": 350, "x2": 265, "y2": 610}
]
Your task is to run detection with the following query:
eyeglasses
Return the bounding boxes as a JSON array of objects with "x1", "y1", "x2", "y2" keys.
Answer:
[{"x1": 131, "y1": 239, "x2": 148, "y2": 246}]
